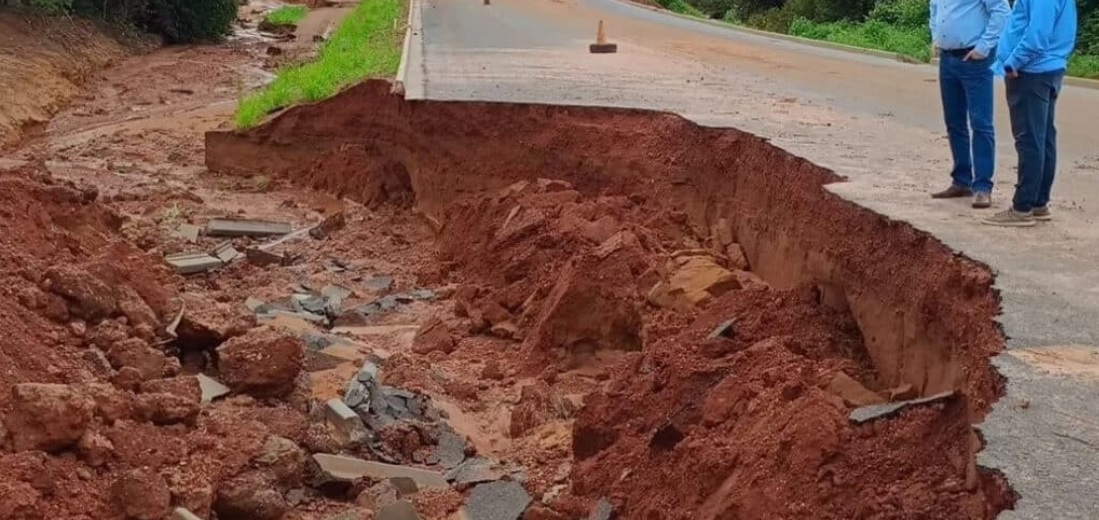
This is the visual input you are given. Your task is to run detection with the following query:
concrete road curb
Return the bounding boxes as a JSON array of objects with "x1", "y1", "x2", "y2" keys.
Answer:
[
  {"x1": 616, "y1": 0, "x2": 1099, "y2": 91},
  {"x1": 394, "y1": 0, "x2": 426, "y2": 99}
]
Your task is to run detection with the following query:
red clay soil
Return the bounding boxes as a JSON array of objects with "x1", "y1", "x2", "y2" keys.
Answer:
[
  {"x1": 205, "y1": 83, "x2": 1014, "y2": 518},
  {"x1": 0, "y1": 166, "x2": 342, "y2": 520}
]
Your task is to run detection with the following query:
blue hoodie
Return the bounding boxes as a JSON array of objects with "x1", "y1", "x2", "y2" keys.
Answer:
[{"x1": 997, "y1": 0, "x2": 1078, "y2": 74}]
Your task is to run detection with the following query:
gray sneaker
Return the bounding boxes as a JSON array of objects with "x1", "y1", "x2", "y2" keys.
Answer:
[
  {"x1": 1032, "y1": 206, "x2": 1052, "y2": 221},
  {"x1": 982, "y1": 209, "x2": 1036, "y2": 227},
  {"x1": 972, "y1": 192, "x2": 992, "y2": 209}
]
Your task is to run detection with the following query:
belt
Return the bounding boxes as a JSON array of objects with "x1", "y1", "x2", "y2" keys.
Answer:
[{"x1": 943, "y1": 46, "x2": 975, "y2": 57}]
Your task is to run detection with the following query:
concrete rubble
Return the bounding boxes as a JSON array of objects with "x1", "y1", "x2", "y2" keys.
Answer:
[
  {"x1": 206, "y1": 217, "x2": 293, "y2": 237},
  {"x1": 311, "y1": 453, "x2": 450, "y2": 488},
  {"x1": 463, "y1": 481, "x2": 533, "y2": 520},
  {"x1": 849, "y1": 390, "x2": 957, "y2": 424}
]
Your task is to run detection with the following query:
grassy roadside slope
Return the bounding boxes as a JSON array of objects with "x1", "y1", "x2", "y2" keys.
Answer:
[{"x1": 235, "y1": 0, "x2": 403, "y2": 128}]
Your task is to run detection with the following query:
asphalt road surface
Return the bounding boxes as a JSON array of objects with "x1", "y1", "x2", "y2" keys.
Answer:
[{"x1": 411, "y1": 0, "x2": 1099, "y2": 518}]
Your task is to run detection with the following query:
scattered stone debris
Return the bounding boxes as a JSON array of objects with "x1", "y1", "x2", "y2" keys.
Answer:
[
  {"x1": 363, "y1": 275, "x2": 395, "y2": 293},
  {"x1": 216, "y1": 329, "x2": 305, "y2": 398},
  {"x1": 325, "y1": 397, "x2": 369, "y2": 443},
  {"x1": 176, "y1": 223, "x2": 201, "y2": 242},
  {"x1": 446, "y1": 457, "x2": 506, "y2": 486},
  {"x1": 706, "y1": 319, "x2": 736, "y2": 340},
  {"x1": 849, "y1": 390, "x2": 957, "y2": 424},
  {"x1": 311, "y1": 453, "x2": 449, "y2": 488},
  {"x1": 197, "y1": 373, "x2": 232, "y2": 402},
  {"x1": 165, "y1": 251, "x2": 224, "y2": 275},
  {"x1": 207, "y1": 217, "x2": 292, "y2": 237},
  {"x1": 245, "y1": 247, "x2": 298, "y2": 267},
  {"x1": 213, "y1": 240, "x2": 241, "y2": 262},
  {"x1": 437, "y1": 426, "x2": 468, "y2": 469},
  {"x1": 464, "y1": 480, "x2": 533, "y2": 520}
]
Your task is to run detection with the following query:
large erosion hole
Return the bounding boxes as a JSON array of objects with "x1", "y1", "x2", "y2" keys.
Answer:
[{"x1": 206, "y1": 80, "x2": 1013, "y2": 518}]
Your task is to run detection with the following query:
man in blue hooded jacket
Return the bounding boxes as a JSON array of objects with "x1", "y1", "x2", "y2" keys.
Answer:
[{"x1": 983, "y1": 0, "x2": 1078, "y2": 227}]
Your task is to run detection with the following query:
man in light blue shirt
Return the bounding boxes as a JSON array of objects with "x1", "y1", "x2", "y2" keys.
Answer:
[
  {"x1": 929, "y1": 0, "x2": 1010, "y2": 209},
  {"x1": 983, "y1": 0, "x2": 1078, "y2": 227}
]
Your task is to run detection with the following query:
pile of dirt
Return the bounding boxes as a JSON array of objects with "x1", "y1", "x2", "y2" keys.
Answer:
[
  {"x1": 0, "y1": 13, "x2": 143, "y2": 149},
  {"x1": 205, "y1": 81, "x2": 1013, "y2": 519},
  {"x1": 0, "y1": 166, "x2": 328, "y2": 520}
]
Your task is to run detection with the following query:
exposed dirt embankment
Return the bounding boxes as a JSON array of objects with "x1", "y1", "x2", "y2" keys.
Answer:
[
  {"x1": 0, "y1": 12, "x2": 140, "y2": 149},
  {"x1": 205, "y1": 80, "x2": 1012, "y2": 518}
]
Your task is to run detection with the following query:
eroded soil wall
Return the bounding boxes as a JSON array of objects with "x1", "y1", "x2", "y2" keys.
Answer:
[
  {"x1": 206, "y1": 81, "x2": 1004, "y2": 417},
  {"x1": 0, "y1": 12, "x2": 139, "y2": 149}
]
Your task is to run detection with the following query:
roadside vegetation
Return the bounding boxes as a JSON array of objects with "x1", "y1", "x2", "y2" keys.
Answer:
[
  {"x1": 665, "y1": 0, "x2": 1099, "y2": 79},
  {"x1": 0, "y1": 0, "x2": 239, "y2": 43},
  {"x1": 265, "y1": 4, "x2": 308, "y2": 27},
  {"x1": 234, "y1": 0, "x2": 403, "y2": 128}
]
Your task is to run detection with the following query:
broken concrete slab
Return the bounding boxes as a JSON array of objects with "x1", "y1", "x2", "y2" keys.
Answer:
[
  {"x1": 172, "y1": 508, "x2": 202, "y2": 520},
  {"x1": 245, "y1": 247, "x2": 289, "y2": 267},
  {"x1": 212, "y1": 241, "x2": 241, "y2": 263},
  {"x1": 706, "y1": 319, "x2": 736, "y2": 340},
  {"x1": 197, "y1": 374, "x2": 231, "y2": 403},
  {"x1": 377, "y1": 500, "x2": 421, "y2": 520},
  {"x1": 464, "y1": 480, "x2": 532, "y2": 520},
  {"x1": 176, "y1": 224, "x2": 201, "y2": 243},
  {"x1": 312, "y1": 453, "x2": 449, "y2": 489},
  {"x1": 258, "y1": 310, "x2": 328, "y2": 325},
  {"x1": 325, "y1": 398, "x2": 368, "y2": 441},
  {"x1": 322, "y1": 284, "x2": 353, "y2": 315},
  {"x1": 445, "y1": 457, "x2": 505, "y2": 486},
  {"x1": 437, "y1": 427, "x2": 467, "y2": 469},
  {"x1": 165, "y1": 252, "x2": 223, "y2": 275},
  {"x1": 207, "y1": 217, "x2": 292, "y2": 237},
  {"x1": 849, "y1": 390, "x2": 956, "y2": 424}
]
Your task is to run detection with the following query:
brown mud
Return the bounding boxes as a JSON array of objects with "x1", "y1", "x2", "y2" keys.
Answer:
[{"x1": 204, "y1": 80, "x2": 1014, "y2": 518}]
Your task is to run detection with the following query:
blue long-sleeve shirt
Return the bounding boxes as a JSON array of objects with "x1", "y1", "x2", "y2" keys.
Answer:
[
  {"x1": 929, "y1": 0, "x2": 1010, "y2": 57},
  {"x1": 997, "y1": 0, "x2": 1078, "y2": 73}
]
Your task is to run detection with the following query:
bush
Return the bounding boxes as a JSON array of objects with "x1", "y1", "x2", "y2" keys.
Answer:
[
  {"x1": 1079, "y1": 6, "x2": 1099, "y2": 56},
  {"x1": 746, "y1": 7, "x2": 795, "y2": 32},
  {"x1": 867, "y1": 0, "x2": 928, "y2": 28},
  {"x1": 145, "y1": 0, "x2": 238, "y2": 43},
  {"x1": 265, "y1": 5, "x2": 307, "y2": 26}
]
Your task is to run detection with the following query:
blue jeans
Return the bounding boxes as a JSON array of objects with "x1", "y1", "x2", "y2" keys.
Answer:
[
  {"x1": 1005, "y1": 70, "x2": 1064, "y2": 213},
  {"x1": 939, "y1": 51, "x2": 996, "y2": 193}
]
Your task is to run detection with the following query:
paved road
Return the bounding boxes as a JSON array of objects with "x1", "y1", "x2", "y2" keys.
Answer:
[{"x1": 412, "y1": 0, "x2": 1099, "y2": 517}]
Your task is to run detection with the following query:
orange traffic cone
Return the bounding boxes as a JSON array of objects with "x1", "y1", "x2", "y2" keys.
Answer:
[{"x1": 589, "y1": 20, "x2": 617, "y2": 54}]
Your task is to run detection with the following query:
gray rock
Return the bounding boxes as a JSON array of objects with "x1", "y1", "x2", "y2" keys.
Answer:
[
  {"x1": 311, "y1": 453, "x2": 449, "y2": 489},
  {"x1": 437, "y1": 427, "x2": 467, "y2": 469},
  {"x1": 302, "y1": 333, "x2": 334, "y2": 351},
  {"x1": 849, "y1": 391, "x2": 957, "y2": 424},
  {"x1": 464, "y1": 481, "x2": 532, "y2": 520},
  {"x1": 389, "y1": 477, "x2": 419, "y2": 496},
  {"x1": 364, "y1": 276, "x2": 395, "y2": 292},
  {"x1": 197, "y1": 374, "x2": 231, "y2": 403},
  {"x1": 446, "y1": 457, "x2": 504, "y2": 485}
]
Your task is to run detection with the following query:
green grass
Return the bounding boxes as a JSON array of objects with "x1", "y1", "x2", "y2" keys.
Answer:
[
  {"x1": 265, "y1": 5, "x2": 309, "y2": 26},
  {"x1": 789, "y1": 18, "x2": 931, "y2": 62},
  {"x1": 235, "y1": 0, "x2": 403, "y2": 128},
  {"x1": 1069, "y1": 54, "x2": 1099, "y2": 79},
  {"x1": 788, "y1": 17, "x2": 1099, "y2": 79},
  {"x1": 654, "y1": 0, "x2": 705, "y2": 17}
]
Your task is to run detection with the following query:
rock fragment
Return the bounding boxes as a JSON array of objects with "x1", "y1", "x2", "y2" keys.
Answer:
[
  {"x1": 312, "y1": 453, "x2": 449, "y2": 489},
  {"x1": 217, "y1": 328, "x2": 304, "y2": 398},
  {"x1": 197, "y1": 373, "x2": 232, "y2": 402},
  {"x1": 107, "y1": 338, "x2": 168, "y2": 381},
  {"x1": 215, "y1": 471, "x2": 288, "y2": 520},
  {"x1": 464, "y1": 481, "x2": 532, "y2": 520},
  {"x1": 77, "y1": 430, "x2": 115, "y2": 467},
  {"x1": 111, "y1": 468, "x2": 172, "y2": 520},
  {"x1": 254, "y1": 435, "x2": 307, "y2": 485},
  {"x1": 4, "y1": 383, "x2": 95, "y2": 452},
  {"x1": 411, "y1": 317, "x2": 456, "y2": 355},
  {"x1": 446, "y1": 457, "x2": 505, "y2": 486},
  {"x1": 135, "y1": 392, "x2": 201, "y2": 425},
  {"x1": 828, "y1": 372, "x2": 886, "y2": 407}
]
